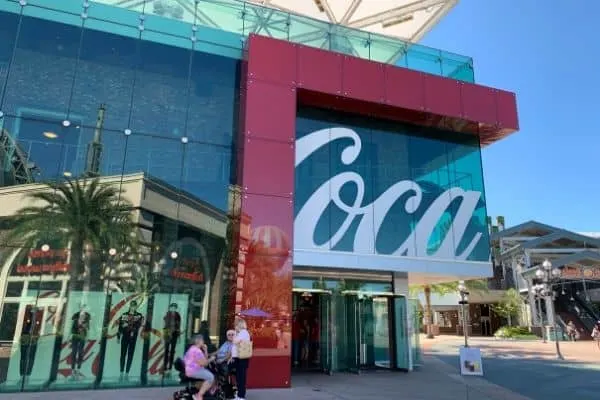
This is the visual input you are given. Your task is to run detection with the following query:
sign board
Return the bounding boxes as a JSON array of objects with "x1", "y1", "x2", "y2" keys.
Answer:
[{"x1": 459, "y1": 346, "x2": 483, "y2": 376}]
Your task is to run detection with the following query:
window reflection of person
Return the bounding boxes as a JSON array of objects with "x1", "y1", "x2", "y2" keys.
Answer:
[
  {"x1": 116, "y1": 300, "x2": 144, "y2": 380},
  {"x1": 163, "y1": 303, "x2": 181, "y2": 374}
]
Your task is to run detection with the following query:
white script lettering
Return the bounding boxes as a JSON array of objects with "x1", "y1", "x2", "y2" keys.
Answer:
[{"x1": 294, "y1": 127, "x2": 483, "y2": 260}]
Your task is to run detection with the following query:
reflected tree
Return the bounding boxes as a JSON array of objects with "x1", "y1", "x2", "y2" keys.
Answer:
[{"x1": 5, "y1": 177, "x2": 137, "y2": 291}]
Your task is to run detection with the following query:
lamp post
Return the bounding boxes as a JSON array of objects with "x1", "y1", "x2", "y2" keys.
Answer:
[
  {"x1": 535, "y1": 259, "x2": 563, "y2": 360},
  {"x1": 458, "y1": 281, "x2": 470, "y2": 348},
  {"x1": 530, "y1": 284, "x2": 546, "y2": 342}
]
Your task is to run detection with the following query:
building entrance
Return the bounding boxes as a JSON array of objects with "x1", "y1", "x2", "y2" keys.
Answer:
[
  {"x1": 291, "y1": 278, "x2": 413, "y2": 375},
  {"x1": 291, "y1": 289, "x2": 333, "y2": 374}
]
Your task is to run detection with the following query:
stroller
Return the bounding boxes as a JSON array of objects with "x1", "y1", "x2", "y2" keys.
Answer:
[{"x1": 172, "y1": 357, "x2": 235, "y2": 400}]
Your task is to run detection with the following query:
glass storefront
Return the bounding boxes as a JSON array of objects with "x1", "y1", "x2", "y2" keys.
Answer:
[
  {"x1": 0, "y1": 7, "x2": 239, "y2": 392},
  {"x1": 291, "y1": 277, "x2": 416, "y2": 373}
]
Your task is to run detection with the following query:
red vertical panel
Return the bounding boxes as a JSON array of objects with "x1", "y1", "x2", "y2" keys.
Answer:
[
  {"x1": 238, "y1": 35, "x2": 297, "y2": 389},
  {"x1": 384, "y1": 65, "x2": 426, "y2": 111},
  {"x1": 495, "y1": 89, "x2": 519, "y2": 131},
  {"x1": 423, "y1": 75, "x2": 462, "y2": 117},
  {"x1": 342, "y1": 55, "x2": 385, "y2": 103},
  {"x1": 460, "y1": 82, "x2": 497, "y2": 125},
  {"x1": 244, "y1": 80, "x2": 296, "y2": 143},
  {"x1": 238, "y1": 193, "x2": 294, "y2": 388},
  {"x1": 242, "y1": 137, "x2": 294, "y2": 197},
  {"x1": 297, "y1": 45, "x2": 343, "y2": 95},
  {"x1": 247, "y1": 34, "x2": 297, "y2": 86}
]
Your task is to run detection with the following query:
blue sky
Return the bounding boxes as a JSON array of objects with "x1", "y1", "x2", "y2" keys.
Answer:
[{"x1": 420, "y1": 0, "x2": 600, "y2": 232}]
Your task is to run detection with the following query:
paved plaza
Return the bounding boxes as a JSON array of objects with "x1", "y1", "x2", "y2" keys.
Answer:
[
  {"x1": 3, "y1": 336, "x2": 599, "y2": 400},
  {"x1": 429, "y1": 336, "x2": 600, "y2": 400}
]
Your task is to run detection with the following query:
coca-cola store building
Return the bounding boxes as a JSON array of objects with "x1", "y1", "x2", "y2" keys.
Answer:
[{"x1": 0, "y1": 0, "x2": 518, "y2": 393}]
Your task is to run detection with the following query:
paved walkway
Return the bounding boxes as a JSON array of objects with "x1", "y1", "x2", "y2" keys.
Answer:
[
  {"x1": 429, "y1": 336, "x2": 600, "y2": 400},
  {"x1": 0, "y1": 354, "x2": 530, "y2": 400}
]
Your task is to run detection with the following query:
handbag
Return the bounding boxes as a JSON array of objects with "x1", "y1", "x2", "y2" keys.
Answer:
[{"x1": 237, "y1": 340, "x2": 253, "y2": 359}]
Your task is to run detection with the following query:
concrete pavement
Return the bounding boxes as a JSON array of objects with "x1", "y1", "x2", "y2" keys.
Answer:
[
  {"x1": 429, "y1": 336, "x2": 600, "y2": 400},
  {"x1": 0, "y1": 354, "x2": 530, "y2": 400}
]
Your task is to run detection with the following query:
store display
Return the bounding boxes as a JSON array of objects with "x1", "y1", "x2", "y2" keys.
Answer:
[
  {"x1": 163, "y1": 303, "x2": 181, "y2": 372},
  {"x1": 117, "y1": 300, "x2": 144, "y2": 378},
  {"x1": 70, "y1": 304, "x2": 91, "y2": 376},
  {"x1": 101, "y1": 293, "x2": 148, "y2": 385}
]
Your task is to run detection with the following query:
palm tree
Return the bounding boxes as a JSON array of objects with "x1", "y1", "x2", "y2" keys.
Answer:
[
  {"x1": 412, "y1": 279, "x2": 488, "y2": 339},
  {"x1": 5, "y1": 177, "x2": 136, "y2": 291}
]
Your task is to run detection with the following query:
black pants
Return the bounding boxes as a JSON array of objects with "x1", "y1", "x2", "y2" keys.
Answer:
[
  {"x1": 234, "y1": 358, "x2": 250, "y2": 398},
  {"x1": 163, "y1": 332, "x2": 178, "y2": 370},
  {"x1": 71, "y1": 338, "x2": 85, "y2": 369},
  {"x1": 120, "y1": 335, "x2": 137, "y2": 373},
  {"x1": 19, "y1": 342, "x2": 37, "y2": 377}
]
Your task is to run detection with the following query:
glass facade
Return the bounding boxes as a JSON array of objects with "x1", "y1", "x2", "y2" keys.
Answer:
[
  {"x1": 295, "y1": 108, "x2": 490, "y2": 263},
  {"x1": 0, "y1": 5, "x2": 239, "y2": 392},
  {"x1": 0, "y1": 0, "x2": 495, "y2": 393},
  {"x1": 0, "y1": 0, "x2": 474, "y2": 82}
]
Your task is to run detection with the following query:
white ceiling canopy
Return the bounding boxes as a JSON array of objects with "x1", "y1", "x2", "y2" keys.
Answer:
[{"x1": 248, "y1": 0, "x2": 458, "y2": 42}]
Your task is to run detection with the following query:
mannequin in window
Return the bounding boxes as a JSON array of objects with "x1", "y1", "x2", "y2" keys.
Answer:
[
  {"x1": 117, "y1": 300, "x2": 144, "y2": 380},
  {"x1": 163, "y1": 303, "x2": 181, "y2": 374},
  {"x1": 19, "y1": 305, "x2": 42, "y2": 380},
  {"x1": 70, "y1": 304, "x2": 90, "y2": 378}
]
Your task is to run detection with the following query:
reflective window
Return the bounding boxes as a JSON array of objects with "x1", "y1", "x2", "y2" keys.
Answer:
[
  {"x1": 295, "y1": 108, "x2": 490, "y2": 263},
  {"x1": 0, "y1": 10, "x2": 239, "y2": 392}
]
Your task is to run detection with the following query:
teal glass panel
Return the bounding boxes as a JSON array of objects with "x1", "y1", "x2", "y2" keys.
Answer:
[
  {"x1": 2, "y1": 15, "x2": 82, "y2": 118},
  {"x1": 52, "y1": 291, "x2": 108, "y2": 389},
  {"x1": 295, "y1": 108, "x2": 490, "y2": 262},
  {"x1": 408, "y1": 299, "x2": 422, "y2": 367},
  {"x1": 87, "y1": 2, "x2": 141, "y2": 28},
  {"x1": 287, "y1": 13, "x2": 328, "y2": 50},
  {"x1": 404, "y1": 44, "x2": 442, "y2": 76},
  {"x1": 318, "y1": 294, "x2": 333, "y2": 373},
  {"x1": 446, "y1": 134, "x2": 490, "y2": 261},
  {"x1": 370, "y1": 124, "x2": 416, "y2": 256},
  {"x1": 407, "y1": 130, "x2": 454, "y2": 258},
  {"x1": 393, "y1": 296, "x2": 409, "y2": 370},
  {"x1": 68, "y1": 24, "x2": 139, "y2": 131},
  {"x1": 343, "y1": 294, "x2": 359, "y2": 373},
  {"x1": 328, "y1": 25, "x2": 370, "y2": 59},
  {"x1": 242, "y1": 2, "x2": 290, "y2": 40},
  {"x1": 0, "y1": 10, "x2": 19, "y2": 103},
  {"x1": 373, "y1": 297, "x2": 391, "y2": 368},
  {"x1": 100, "y1": 292, "x2": 149, "y2": 386},
  {"x1": 369, "y1": 34, "x2": 408, "y2": 66}
]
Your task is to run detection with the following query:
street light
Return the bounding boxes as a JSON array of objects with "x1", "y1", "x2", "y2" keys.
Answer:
[
  {"x1": 530, "y1": 284, "x2": 546, "y2": 342},
  {"x1": 535, "y1": 259, "x2": 563, "y2": 360},
  {"x1": 458, "y1": 280, "x2": 470, "y2": 348}
]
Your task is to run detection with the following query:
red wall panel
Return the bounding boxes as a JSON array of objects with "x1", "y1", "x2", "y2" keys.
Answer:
[
  {"x1": 342, "y1": 55, "x2": 386, "y2": 103},
  {"x1": 297, "y1": 46, "x2": 343, "y2": 95},
  {"x1": 244, "y1": 80, "x2": 296, "y2": 142},
  {"x1": 423, "y1": 75, "x2": 462, "y2": 117},
  {"x1": 242, "y1": 137, "x2": 295, "y2": 197},
  {"x1": 247, "y1": 37, "x2": 297, "y2": 85},
  {"x1": 384, "y1": 66, "x2": 426, "y2": 111},
  {"x1": 460, "y1": 82, "x2": 498, "y2": 126}
]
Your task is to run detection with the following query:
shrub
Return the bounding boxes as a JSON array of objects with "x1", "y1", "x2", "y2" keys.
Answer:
[{"x1": 494, "y1": 326, "x2": 536, "y2": 339}]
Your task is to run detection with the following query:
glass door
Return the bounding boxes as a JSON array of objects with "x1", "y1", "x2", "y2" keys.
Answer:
[
  {"x1": 343, "y1": 293, "x2": 360, "y2": 373},
  {"x1": 372, "y1": 297, "x2": 391, "y2": 368},
  {"x1": 393, "y1": 296, "x2": 410, "y2": 370},
  {"x1": 319, "y1": 293, "x2": 334, "y2": 374},
  {"x1": 359, "y1": 296, "x2": 374, "y2": 368}
]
